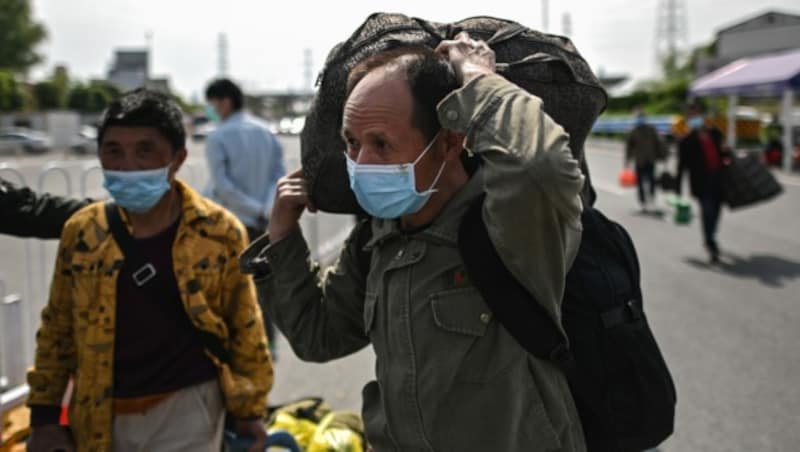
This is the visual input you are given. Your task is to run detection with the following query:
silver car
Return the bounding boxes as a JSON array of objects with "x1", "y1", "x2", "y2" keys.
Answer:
[
  {"x1": 70, "y1": 126, "x2": 98, "y2": 155},
  {"x1": 0, "y1": 130, "x2": 52, "y2": 155}
]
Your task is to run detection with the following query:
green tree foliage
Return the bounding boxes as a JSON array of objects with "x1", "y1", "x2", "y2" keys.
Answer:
[
  {"x1": 91, "y1": 80, "x2": 120, "y2": 100},
  {"x1": 29, "y1": 66, "x2": 72, "y2": 110},
  {"x1": 51, "y1": 65, "x2": 70, "y2": 108},
  {"x1": 32, "y1": 81, "x2": 60, "y2": 110},
  {"x1": 66, "y1": 83, "x2": 90, "y2": 111},
  {"x1": 606, "y1": 41, "x2": 716, "y2": 115},
  {"x1": 0, "y1": 70, "x2": 27, "y2": 112},
  {"x1": 67, "y1": 81, "x2": 118, "y2": 113},
  {"x1": 0, "y1": 0, "x2": 47, "y2": 74}
]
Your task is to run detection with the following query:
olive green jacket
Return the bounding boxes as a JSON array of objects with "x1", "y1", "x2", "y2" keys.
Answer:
[{"x1": 243, "y1": 74, "x2": 586, "y2": 451}]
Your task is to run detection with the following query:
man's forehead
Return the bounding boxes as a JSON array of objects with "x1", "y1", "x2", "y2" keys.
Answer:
[
  {"x1": 101, "y1": 126, "x2": 166, "y2": 143},
  {"x1": 343, "y1": 70, "x2": 412, "y2": 129},
  {"x1": 350, "y1": 67, "x2": 408, "y2": 98}
]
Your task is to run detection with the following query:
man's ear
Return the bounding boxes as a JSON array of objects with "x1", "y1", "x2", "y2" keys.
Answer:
[
  {"x1": 222, "y1": 98, "x2": 235, "y2": 117},
  {"x1": 441, "y1": 129, "x2": 465, "y2": 162}
]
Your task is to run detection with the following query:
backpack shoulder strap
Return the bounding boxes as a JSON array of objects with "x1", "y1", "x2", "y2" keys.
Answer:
[
  {"x1": 105, "y1": 201, "x2": 158, "y2": 286},
  {"x1": 457, "y1": 195, "x2": 573, "y2": 370}
]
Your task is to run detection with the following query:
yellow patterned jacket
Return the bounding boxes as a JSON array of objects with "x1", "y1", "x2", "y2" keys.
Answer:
[{"x1": 27, "y1": 180, "x2": 273, "y2": 452}]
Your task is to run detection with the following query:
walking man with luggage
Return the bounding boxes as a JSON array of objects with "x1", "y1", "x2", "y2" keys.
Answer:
[
  {"x1": 27, "y1": 89, "x2": 273, "y2": 452},
  {"x1": 676, "y1": 104, "x2": 729, "y2": 263},
  {"x1": 625, "y1": 109, "x2": 665, "y2": 212},
  {"x1": 242, "y1": 34, "x2": 586, "y2": 451}
]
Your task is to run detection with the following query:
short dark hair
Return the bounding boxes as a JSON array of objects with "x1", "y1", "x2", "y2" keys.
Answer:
[
  {"x1": 98, "y1": 88, "x2": 186, "y2": 151},
  {"x1": 346, "y1": 47, "x2": 459, "y2": 141},
  {"x1": 205, "y1": 78, "x2": 244, "y2": 111}
]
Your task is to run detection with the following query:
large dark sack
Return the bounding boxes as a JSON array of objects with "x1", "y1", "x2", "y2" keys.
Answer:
[
  {"x1": 302, "y1": 13, "x2": 607, "y2": 213},
  {"x1": 722, "y1": 153, "x2": 783, "y2": 209}
]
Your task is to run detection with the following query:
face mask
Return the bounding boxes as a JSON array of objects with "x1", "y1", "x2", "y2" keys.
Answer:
[
  {"x1": 103, "y1": 165, "x2": 172, "y2": 213},
  {"x1": 688, "y1": 116, "x2": 704, "y2": 130},
  {"x1": 346, "y1": 132, "x2": 446, "y2": 219},
  {"x1": 205, "y1": 104, "x2": 221, "y2": 123},
  {"x1": 635, "y1": 115, "x2": 646, "y2": 125}
]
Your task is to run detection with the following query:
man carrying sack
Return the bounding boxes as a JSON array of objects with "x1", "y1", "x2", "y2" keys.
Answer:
[{"x1": 242, "y1": 34, "x2": 586, "y2": 451}]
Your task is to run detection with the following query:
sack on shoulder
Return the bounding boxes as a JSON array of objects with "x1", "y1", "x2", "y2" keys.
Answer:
[{"x1": 302, "y1": 13, "x2": 607, "y2": 213}]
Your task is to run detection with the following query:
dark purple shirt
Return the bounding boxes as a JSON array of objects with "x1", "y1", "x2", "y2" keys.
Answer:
[{"x1": 112, "y1": 217, "x2": 216, "y2": 398}]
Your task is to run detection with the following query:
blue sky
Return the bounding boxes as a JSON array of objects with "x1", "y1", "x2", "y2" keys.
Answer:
[{"x1": 30, "y1": 0, "x2": 800, "y2": 99}]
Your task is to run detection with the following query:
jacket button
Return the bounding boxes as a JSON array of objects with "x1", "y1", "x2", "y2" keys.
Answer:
[
  {"x1": 446, "y1": 110, "x2": 459, "y2": 122},
  {"x1": 480, "y1": 313, "x2": 491, "y2": 324},
  {"x1": 395, "y1": 249, "x2": 405, "y2": 260}
]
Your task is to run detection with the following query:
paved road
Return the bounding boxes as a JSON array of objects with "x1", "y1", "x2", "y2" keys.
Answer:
[{"x1": 2, "y1": 137, "x2": 799, "y2": 450}]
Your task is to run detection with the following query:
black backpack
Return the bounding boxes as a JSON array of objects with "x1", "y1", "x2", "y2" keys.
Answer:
[{"x1": 458, "y1": 197, "x2": 677, "y2": 452}]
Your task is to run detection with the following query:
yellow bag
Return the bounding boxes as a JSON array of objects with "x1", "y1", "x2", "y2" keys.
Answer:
[
  {"x1": 266, "y1": 398, "x2": 365, "y2": 452},
  {"x1": 269, "y1": 412, "x2": 318, "y2": 448},
  {"x1": 1, "y1": 406, "x2": 30, "y2": 452},
  {"x1": 307, "y1": 412, "x2": 364, "y2": 452}
]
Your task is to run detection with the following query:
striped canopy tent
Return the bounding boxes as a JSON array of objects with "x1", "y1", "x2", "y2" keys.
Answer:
[{"x1": 690, "y1": 48, "x2": 800, "y2": 170}]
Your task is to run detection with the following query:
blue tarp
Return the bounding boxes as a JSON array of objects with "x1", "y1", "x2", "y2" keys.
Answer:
[
  {"x1": 690, "y1": 48, "x2": 800, "y2": 97},
  {"x1": 592, "y1": 116, "x2": 675, "y2": 136}
]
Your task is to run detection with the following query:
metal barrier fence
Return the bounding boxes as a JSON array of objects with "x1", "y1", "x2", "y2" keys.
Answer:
[{"x1": 0, "y1": 155, "x2": 353, "y2": 417}]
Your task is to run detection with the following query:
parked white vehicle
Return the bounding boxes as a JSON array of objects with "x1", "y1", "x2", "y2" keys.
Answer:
[
  {"x1": 0, "y1": 130, "x2": 52, "y2": 155},
  {"x1": 69, "y1": 126, "x2": 98, "y2": 155}
]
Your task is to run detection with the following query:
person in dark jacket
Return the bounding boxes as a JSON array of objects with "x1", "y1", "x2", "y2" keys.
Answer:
[
  {"x1": 676, "y1": 105, "x2": 729, "y2": 263},
  {"x1": 0, "y1": 178, "x2": 90, "y2": 239},
  {"x1": 626, "y1": 109, "x2": 665, "y2": 211}
]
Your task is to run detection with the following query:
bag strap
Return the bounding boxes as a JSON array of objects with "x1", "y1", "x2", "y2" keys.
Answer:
[
  {"x1": 105, "y1": 202, "x2": 158, "y2": 286},
  {"x1": 104, "y1": 202, "x2": 231, "y2": 364},
  {"x1": 457, "y1": 195, "x2": 574, "y2": 372}
]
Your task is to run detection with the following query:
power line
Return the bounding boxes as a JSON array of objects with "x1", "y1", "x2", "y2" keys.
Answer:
[
  {"x1": 655, "y1": 0, "x2": 689, "y2": 72},
  {"x1": 218, "y1": 33, "x2": 229, "y2": 77},
  {"x1": 542, "y1": 0, "x2": 549, "y2": 32}
]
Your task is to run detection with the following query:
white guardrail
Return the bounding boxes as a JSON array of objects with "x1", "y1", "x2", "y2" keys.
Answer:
[{"x1": 0, "y1": 157, "x2": 353, "y2": 418}]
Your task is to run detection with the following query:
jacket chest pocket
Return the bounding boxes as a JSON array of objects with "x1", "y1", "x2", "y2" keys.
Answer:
[
  {"x1": 431, "y1": 287, "x2": 492, "y2": 337},
  {"x1": 69, "y1": 254, "x2": 118, "y2": 313},
  {"x1": 362, "y1": 240, "x2": 427, "y2": 336},
  {"x1": 427, "y1": 286, "x2": 525, "y2": 383}
]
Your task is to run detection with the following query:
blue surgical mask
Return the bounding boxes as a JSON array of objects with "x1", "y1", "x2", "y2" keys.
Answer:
[
  {"x1": 688, "y1": 116, "x2": 704, "y2": 129},
  {"x1": 205, "y1": 104, "x2": 221, "y2": 123},
  {"x1": 346, "y1": 132, "x2": 446, "y2": 219},
  {"x1": 103, "y1": 166, "x2": 172, "y2": 213}
]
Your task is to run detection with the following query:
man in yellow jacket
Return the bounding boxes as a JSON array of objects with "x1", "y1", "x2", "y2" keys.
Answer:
[{"x1": 26, "y1": 89, "x2": 273, "y2": 452}]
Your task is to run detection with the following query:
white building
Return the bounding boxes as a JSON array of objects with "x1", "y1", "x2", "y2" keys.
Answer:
[
  {"x1": 696, "y1": 10, "x2": 800, "y2": 76},
  {"x1": 107, "y1": 49, "x2": 171, "y2": 93}
]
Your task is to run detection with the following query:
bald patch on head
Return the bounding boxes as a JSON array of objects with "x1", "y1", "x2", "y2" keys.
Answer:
[{"x1": 342, "y1": 68, "x2": 415, "y2": 140}]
